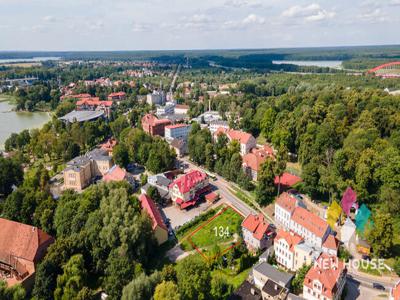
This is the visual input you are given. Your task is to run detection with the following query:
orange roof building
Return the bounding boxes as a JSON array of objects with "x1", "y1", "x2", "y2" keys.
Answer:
[
  {"x1": 108, "y1": 92, "x2": 126, "y2": 101},
  {"x1": 390, "y1": 280, "x2": 400, "y2": 300},
  {"x1": 274, "y1": 192, "x2": 299, "y2": 229},
  {"x1": 274, "y1": 172, "x2": 302, "y2": 189},
  {"x1": 274, "y1": 229, "x2": 303, "y2": 271},
  {"x1": 139, "y1": 194, "x2": 168, "y2": 245},
  {"x1": 0, "y1": 218, "x2": 54, "y2": 288},
  {"x1": 141, "y1": 114, "x2": 172, "y2": 137},
  {"x1": 303, "y1": 254, "x2": 347, "y2": 300},
  {"x1": 242, "y1": 145, "x2": 275, "y2": 181},
  {"x1": 214, "y1": 127, "x2": 256, "y2": 155},
  {"x1": 242, "y1": 213, "x2": 275, "y2": 251}
]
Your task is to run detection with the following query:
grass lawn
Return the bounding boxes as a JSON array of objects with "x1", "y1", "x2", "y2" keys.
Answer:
[
  {"x1": 180, "y1": 205, "x2": 244, "y2": 256},
  {"x1": 256, "y1": 135, "x2": 266, "y2": 145},
  {"x1": 0, "y1": 93, "x2": 17, "y2": 104},
  {"x1": 358, "y1": 260, "x2": 392, "y2": 276},
  {"x1": 211, "y1": 267, "x2": 251, "y2": 289}
]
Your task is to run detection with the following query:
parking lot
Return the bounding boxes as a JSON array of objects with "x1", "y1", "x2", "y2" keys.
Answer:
[{"x1": 162, "y1": 201, "x2": 212, "y2": 230}]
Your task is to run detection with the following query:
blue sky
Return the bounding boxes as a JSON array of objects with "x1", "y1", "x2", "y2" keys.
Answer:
[{"x1": 0, "y1": 0, "x2": 399, "y2": 51}]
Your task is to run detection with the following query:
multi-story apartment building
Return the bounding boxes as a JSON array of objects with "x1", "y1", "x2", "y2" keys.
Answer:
[
  {"x1": 63, "y1": 149, "x2": 113, "y2": 192},
  {"x1": 169, "y1": 170, "x2": 209, "y2": 209},
  {"x1": 274, "y1": 192, "x2": 299, "y2": 229},
  {"x1": 303, "y1": 254, "x2": 347, "y2": 300},
  {"x1": 165, "y1": 124, "x2": 191, "y2": 141},
  {"x1": 289, "y1": 206, "x2": 331, "y2": 249},
  {"x1": 146, "y1": 90, "x2": 166, "y2": 105},
  {"x1": 242, "y1": 213, "x2": 275, "y2": 252},
  {"x1": 274, "y1": 229, "x2": 303, "y2": 271}
]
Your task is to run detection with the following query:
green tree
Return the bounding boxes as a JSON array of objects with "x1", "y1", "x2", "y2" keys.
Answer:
[
  {"x1": 113, "y1": 144, "x2": 130, "y2": 168},
  {"x1": 154, "y1": 281, "x2": 181, "y2": 300},
  {"x1": 210, "y1": 275, "x2": 233, "y2": 300},
  {"x1": 274, "y1": 145, "x2": 288, "y2": 196},
  {"x1": 367, "y1": 210, "x2": 394, "y2": 257},
  {"x1": 54, "y1": 254, "x2": 87, "y2": 300},
  {"x1": 291, "y1": 264, "x2": 311, "y2": 294},
  {"x1": 121, "y1": 272, "x2": 161, "y2": 300},
  {"x1": 176, "y1": 255, "x2": 211, "y2": 300},
  {"x1": 0, "y1": 157, "x2": 23, "y2": 197},
  {"x1": 0, "y1": 281, "x2": 26, "y2": 300},
  {"x1": 256, "y1": 158, "x2": 276, "y2": 205}
]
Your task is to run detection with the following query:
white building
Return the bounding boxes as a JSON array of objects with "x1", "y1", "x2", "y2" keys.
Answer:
[
  {"x1": 156, "y1": 102, "x2": 175, "y2": 115},
  {"x1": 274, "y1": 229, "x2": 303, "y2": 271},
  {"x1": 209, "y1": 120, "x2": 229, "y2": 134},
  {"x1": 213, "y1": 127, "x2": 256, "y2": 155},
  {"x1": 147, "y1": 90, "x2": 166, "y2": 106},
  {"x1": 274, "y1": 192, "x2": 298, "y2": 229},
  {"x1": 242, "y1": 213, "x2": 275, "y2": 252},
  {"x1": 165, "y1": 124, "x2": 191, "y2": 141}
]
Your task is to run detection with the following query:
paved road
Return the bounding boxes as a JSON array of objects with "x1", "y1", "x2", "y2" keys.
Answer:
[
  {"x1": 346, "y1": 276, "x2": 389, "y2": 299},
  {"x1": 179, "y1": 158, "x2": 256, "y2": 217}
]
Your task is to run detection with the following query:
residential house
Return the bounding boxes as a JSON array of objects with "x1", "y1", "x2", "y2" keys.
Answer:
[
  {"x1": 252, "y1": 262, "x2": 293, "y2": 299},
  {"x1": 274, "y1": 173, "x2": 302, "y2": 190},
  {"x1": 76, "y1": 97, "x2": 113, "y2": 117},
  {"x1": 63, "y1": 149, "x2": 113, "y2": 192},
  {"x1": 242, "y1": 213, "x2": 275, "y2": 252},
  {"x1": 289, "y1": 207, "x2": 331, "y2": 249},
  {"x1": 303, "y1": 254, "x2": 347, "y2": 300},
  {"x1": 108, "y1": 92, "x2": 126, "y2": 101},
  {"x1": 209, "y1": 120, "x2": 229, "y2": 134},
  {"x1": 139, "y1": 194, "x2": 169, "y2": 245},
  {"x1": 169, "y1": 170, "x2": 209, "y2": 209},
  {"x1": 170, "y1": 138, "x2": 188, "y2": 157},
  {"x1": 214, "y1": 127, "x2": 256, "y2": 155},
  {"x1": 0, "y1": 218, "x2": 54, "y2": 289},
  {"x1": 321, "y1": 235, "x2": 340, "y2": 256},
  {"x1": 274, "y1": 229, "x2": 303, "y2": 271},
  {"x1": 293, "y1": 242, "x2": 321, "y2": 271},
  {"x1": 165, "y1": 124, "x2": 191, "y2": 141},
  {"x1": 141, "y1": 114, "x2": 172, "y2": 137},
  {"x1": 141, "y1": 173, "x2": 172, "y2": 200},
  {"x1": 242, "y1": 145, "x2": 275, "y2": 181},
  {"x1": 146, "y1": 90, "x2": 166, "y2": 105},
  {"x1": 390, "y1": 280, "x2": 400, "y2": 300}
]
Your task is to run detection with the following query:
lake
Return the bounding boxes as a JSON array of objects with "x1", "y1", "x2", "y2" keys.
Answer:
[
  {"x1": 273, "y1": 60, "x2": 343, "y2": 69},
  {"x1": 0, "y1": 101, "x2": 51, "y2": 150},
  {"x1": 0, "y1": 57, "x2": 61, "y2": 64}
]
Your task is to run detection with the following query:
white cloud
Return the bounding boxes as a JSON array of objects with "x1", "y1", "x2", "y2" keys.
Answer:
[
  {"x1": 282, "y1": 3, "x2": 335, "y2": 22},
  {"x1": 43, "y1": 15, "x2": 56, "y2": 22},
  {"x1": 223, "y1": 14, "x2": 265, "y2": 30},
  {"x1": 224, "y1": 0, "x2": 262, "y2": 8},
  {"x1": 180, "y1": 14, "x2": 214, "y2": 29},
  {"x1": 88, "y1": 20, "x2": 104, "y2": 31},
  {"x1": 389, "y1": 0, "x2": 400, "y2": 5},
  {"x1": 132, "y1": 22, "x2": 151, "y2": 32},
  {"x1": 358, "y1": 8, "x2": 388, "y2": 23}
]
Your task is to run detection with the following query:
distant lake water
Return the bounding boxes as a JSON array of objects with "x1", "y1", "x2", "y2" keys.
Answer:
[
  {"x1": 0, "y1": 101, "x2": 51, "y2": 150},
  {"x1": 273, "y1": 60, "x2": 343, "y2": 68},
  {"x1": 0, "y1": 57, "x2": 61, "y2": 63}
]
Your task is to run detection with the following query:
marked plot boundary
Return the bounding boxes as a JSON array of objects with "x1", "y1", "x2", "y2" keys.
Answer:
[{"x1": 183, "y1": 205, "x2": 244, "y2": 261}]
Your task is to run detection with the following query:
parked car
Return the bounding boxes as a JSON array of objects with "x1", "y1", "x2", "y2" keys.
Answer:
[
  {"x1": 362, "y1": 254, "x2": 371, "y2": 261},
  {"x1": 372, "y1": 283, "x2": 385, "y2": 290}
]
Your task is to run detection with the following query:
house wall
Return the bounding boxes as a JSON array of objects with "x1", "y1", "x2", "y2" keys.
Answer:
[
  {"x1": 274, "y1": 204, "x2": 292, "y2": 230},
  {"x1": 274, "y1": 239, "x2": 295, "y2": 271},
  {"x1": 303, "y1": 272, "x2": 346, "y2": 300},
  {"x1": 155, "y1": 226, "x2": 168, "y2": 245}
]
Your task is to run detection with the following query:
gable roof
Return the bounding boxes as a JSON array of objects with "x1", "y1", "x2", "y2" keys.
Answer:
[
  {"x1": 253, "y1": 262, "x2": 294, "y2": 287},
  {"x1": 214, "y1": 127, "x2": 254, "y2": 145},
  {"x1": 275, "y1": 229, "x2": 303, "y2": 252},
  {"x1": 304, "y1": 254, "x2": 346, "y2": 299},
  {"x1": 322, "y1": 235, "x2": 340, "y2": 250},
  {"x1": 142, "y1": 114, "x2": 172, "y2": 126},
  {"x1": 103, "y1": 165, "x2": 127, "y2": 182},
  {"x1": 291, "y1": 207, "x2": 329, "y2": 238},
  {"x1": 275, "y1": 192, "x2": 297, "y2": 214},
  {"x1": 170, "y1": 170, "x2": 207, "y2": 194},
  {"x1": 0, "y1": 218, "x2": 54, "y2": 263},
  {"x1": 108, "y1": 91, "x2": 126, "y2": 97},
  {"x1": 76, "y1": 98, "x2": 113, "y2": 107},
  {"x1": 139, "y1": 194, "x2": 168, "y2": 231},
  {"x1": 242, "y1": 146, "x2": 275, "y2": 172},
  {"x1": 274, "y1": 172, "x2": 302, "y2": 187},
  {"x1": 242, "y1": 213, "x2": 272, "y2": 241}
]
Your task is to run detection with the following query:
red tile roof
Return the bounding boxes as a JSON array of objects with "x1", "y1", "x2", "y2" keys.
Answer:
[
  {"x1": 139, "y1": 194, "x2": 168, "y2": 231},
  {"x1": 392, "y1": 280, "x2": 400, "y2": 300},
  {"x1": 61, "y1": 93, "x2": 92, "y2": 100},
  {"x1": 322, "y1": 235, "x2": 340, "y2": 250},
  {"x1": 170, "y1": 170, "x2": 208, "y2": 194},
  {"x1": 291, "y1": 207, "x2": 329, "y2": 238},
  {"x1": 242, "y1": 146, "x2": 275, "y2": 172},
  {"x1": 108, "y1": 92, "x2": 126, "y2": 97},
  {"x1": 242, "y1": 213, "x2": 272, "y2": 241},
  {"x1": 142, "y1": 114, "x2": 171, "y2": 126},
  {"x1": 175, "y1": 104, "x2": 189, "y2": 109},
  {"x1": 304, "y1": 254, "x2": 346, "y2": 299},
  {"x1": 100, "y1": 138, "x2": 117, "y2": 152},
  {"x1": 274, "y1": 173, "x2": 302, "y2": 187},
  {"x1": 275, "y1": 229, "x2": 303, "y2": 251},
  {"x1": 275, "y1": 192, "x2": 297, "y2": 213},
  {"x1": 103, "y1": 165, "x2": 127, "y2": 182},
  {"x1": 0, "y1": 218, "x2": 54, "y2": 264},
  {"x1": 76, "y1": 98, "x2": 113, "y2": 107},
  {"x1": 214, "y1": 127, "x2": 254, "y2": 145}
]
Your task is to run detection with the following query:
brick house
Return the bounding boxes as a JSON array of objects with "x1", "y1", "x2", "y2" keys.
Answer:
[
  {"x1": 141, "y1": 114, "x2": 172, "y2": 137},
  {"x1": 242, "y1": 145, "x2": 275, "y2": 181},
  {"x1": 214, "y1": 127, "x2": 256, "y2": 155}
]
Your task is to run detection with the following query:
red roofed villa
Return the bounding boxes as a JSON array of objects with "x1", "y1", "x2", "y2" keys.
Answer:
[
  {"x1": 102, "y1": 165, "x2": 134, "y2": 186},
  {"x1": 303, "y1": 254, "x2": 347, "y2": 300},
  {"x1": 0, "y1": 218, "x2": 54, "y2": 289},
  {"x1": 139, "y1": 194, "x2": 168, "y2": 245},
  {"x1": 214, "y1": 127, "x2": 256, "y2": 155},
  {"x1": 141, "y1": 114, "x2": 172, "y2": 137},
  {"x1": 242, "y1": 145, "x2": 275, "y2": 181},
  {"x1": 108, "y1": 91, "x2": 126, "y2": 101},
  {"x1": 241, "y1": 213, "x2": 275, "y2": 251},
  {"x1": 169, "y1": 170, "x2": 209, "y2": 209}
]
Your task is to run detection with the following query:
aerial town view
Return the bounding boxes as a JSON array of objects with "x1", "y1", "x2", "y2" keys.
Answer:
[{"x1": 1, "y1": 1, "x2": 400, "y2": 300}]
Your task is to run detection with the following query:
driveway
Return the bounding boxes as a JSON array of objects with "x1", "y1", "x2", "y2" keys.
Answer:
[{"x1": 162, "y1": 201, "x2": 211, "y2": 230}]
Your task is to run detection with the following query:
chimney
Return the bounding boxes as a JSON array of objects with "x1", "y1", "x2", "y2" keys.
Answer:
[
  {"x1": 250, "y1": 288, "x2": 255, "y2": 295},
  {"x1": 274, "y1": 284, "x2": 278, "y2": 291}
]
